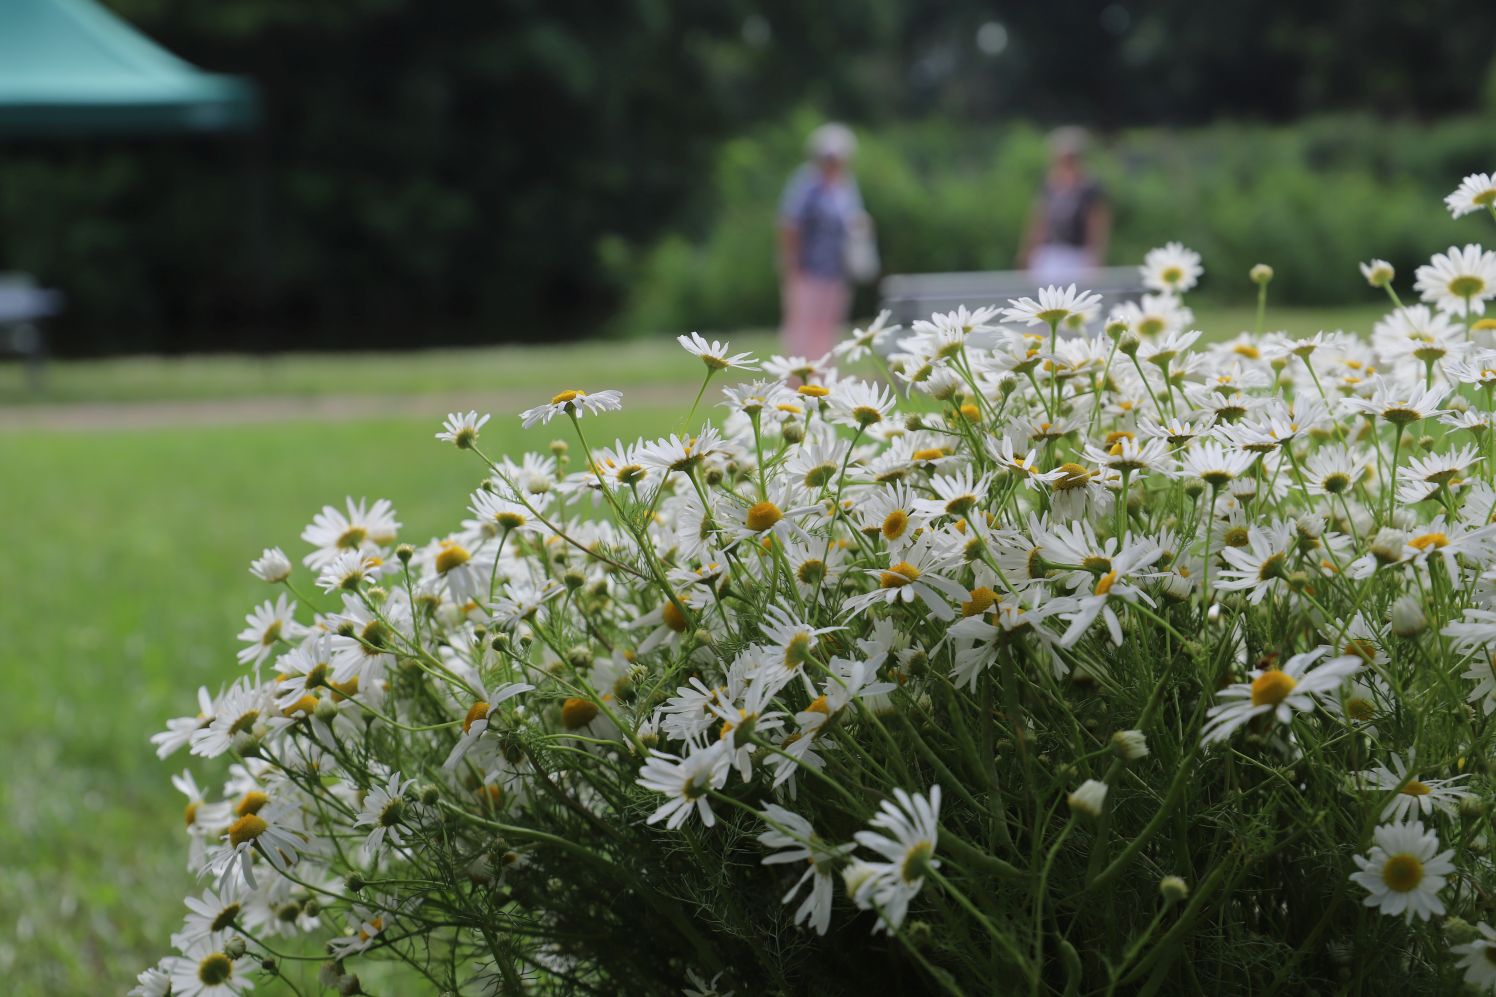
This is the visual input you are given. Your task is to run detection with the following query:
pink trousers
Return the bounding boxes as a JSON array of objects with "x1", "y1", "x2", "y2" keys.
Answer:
[{"x1": 780, "y1": 273, "x2": 850, "y2": 360}]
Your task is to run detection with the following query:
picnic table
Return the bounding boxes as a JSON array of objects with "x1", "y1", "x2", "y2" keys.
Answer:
[
  {"x1": 0, "y1": 274, "x2": 63, "y2": 391},
  {"x1": 879, "y1": 266, "x2": 1146, "y2": 329}
]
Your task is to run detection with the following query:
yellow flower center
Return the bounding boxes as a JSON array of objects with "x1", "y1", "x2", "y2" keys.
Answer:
[
  {"x1": 746, "y1": 501, "x2": 783, "y2": 533},
  {"x1": 962, "y1": 587, "x2": 997, "y2": 617},
  {"x1": 901, "y1": 839, "x2": 934, "y2": 883},
  {"x1": 235, "y1": 790, "x2": 270, "y2": 817},
  {"x1": 1409, "y1": 532, "x2": 1448, "y2": 551},
  {"x1": 911, "y1": 447, "x2": 949, "y2": 462},
  {"x1": 882, "y1": 509, "x2": 910, "y2": 541},
  {"x1": 1053, "y1": 463, "x2": 1092, "y2": 491},
  {"x1": 336, "y1": 526, "x2": 368, "y2": 550},
  {"x1": 435, "y1": 541, "x2": 472, "y2": 574},
  {"x1": 198, "y1": 952, "x2": 234, "y2": 986},
  {"x1": 1380, "y1": 853, "x2": 1424, "y2": 893},
  {"x1": 184, "y1": 800, "x2": 200, "y2": 827},
  {"x1": 1346, "y1": 696, "x2": 1375, "y2": 722},
  {"x1": 1161, "y1": 266, "x2": 1183, "y2": 284},
  {"x1": 805, "y1": 694, "x2": 831, "y2": 715},
  {"x1": 661, "y1": 599, "x2": 689, "y2": 632},
  {"x1": 1400, "y1": 780, "x2": 1432, "y2": 797},
  {"x1": 1250, "y1": 670, "x2": 1298, "y2": 707},
  {"x1": 463, "y1": 701, "x2": 490, "y2": 733},
  {"x1": 496, "y1": 511, "x2": 527, "y2": 530},
  {"x1": 227, "y1": 813, "x2": 268, "y2": 848},
  {"x1": 880, "y1": 561, "x2": 921, "y2": 588},
  {"x1": 1093, "y1": 571, "x2": 1118, "y2": 596},
  {"x1": 561, "y1": 698, "x2": 599, "y2": 730},
  {"x1": 797, "y1": 384, "x2": 831, "y2": 398},
  {"x1": 550, "y1": 389, "x2": 584, "y2": 404},
  {"x1": 1448, "y1": 275, "x2": 1486, "y2": 298}
]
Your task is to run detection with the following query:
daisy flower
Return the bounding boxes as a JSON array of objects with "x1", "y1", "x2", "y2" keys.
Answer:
[
  {"x1": 435, "y1": 410, "x2": 490, "y2": 448},
  {"x1": 847, "y1": 785, "x2": 941, "y2": 933},
  {"x1": 235, "y1": 594, "x2": 299, "y2": 666},
  {"x1": 1349, "y1": 819, "x2": 1455, "y2": 923},
  {"x1": 913, "y1": 466, "x2": 993, "y2": 520},
  {"x1": 1414, "y1": 244, "x2": 1496, "y2": 316},
  {"x1": 171, "y1": 880, "x2": 248, "y2": 951},
  {"x1": 830, "y1": 378, "x2": 898, "y2": 430},
  {"x1": 842, "y1": 535, "x2": 969, "y2": 622},
  {"x1": 444, "y1": 680, "x2": 535, "y2": 770},
  {"x1": 204, "y1": 796, "x2": 306, "y2": 889},
  {"x1": 1140, "y1": 242, "x2": 1203, "y2": 294},
  {"x1": 758, "y1": 804, "x2": 854, "y2": 936},
  {"x1": 153, "y1": 686, "x2": 216, "y2": 758},
  {"x1": 1352, "y1": 754, "x2": 1473, "y2": 822},
  {"x1": 162, "y1": 939, "x2": 251, "y2": 997},
  {"x1": 519, "y1": 388, "x2": 623, "y2": 428},
  {"x1": 678, "y1": 331, "x2": 758, "y2": 372},
  {"x1": 1200, "y1": 647, "x2": 1361, "y2": 745},
  {"x1": 1452, "y1": 922, "x2": 1496, "y2": 991},
  {"x1": 191, "y1": 679, "x2": 272, "y2": 758},
  {"x1": 1179, "y1": 440, "x2": 1255, "y2": 489},
  {"x1": 1445, "y1": 172, "x2": 1496, "y2": 219},
  {"x1": 834, "y1": 309, "x2": 899, "y2": 362},
  {"x1": 636, "y1": 740, "x2": 731, "y2": 830},
  {"x1": 354, "y1": 770, "x2": 418, "y2": 853},
  {"x1": 300, "y1": 496, "x2": 400, "y2": 571},
  {"x1": 1003, "y1": 284, "x2": 1102, "y2": 327},
  {"x1": 1108, "y1": 292, "x2": 1194, "y2": 339},
  {"x1": 247, "y1": 547, "x2": 292, "y2": 584}
]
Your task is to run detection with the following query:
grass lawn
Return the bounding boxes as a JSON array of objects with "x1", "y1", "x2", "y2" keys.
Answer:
[
  {"x1": 0, "y1": 305, "x2": 1386, "y2": 406},
  {"x1": 0, "y1": 304, "x2": 1380, "y2": 992}
]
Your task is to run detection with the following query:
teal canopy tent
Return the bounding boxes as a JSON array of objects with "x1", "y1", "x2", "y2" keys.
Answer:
[{"x1": 0, "y1": 0, "x2": 258, "y2": 137}]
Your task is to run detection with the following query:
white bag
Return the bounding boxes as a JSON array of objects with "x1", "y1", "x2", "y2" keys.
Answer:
[{"x1": 844, "y1": 212, "x2": 880, "y2": 284}]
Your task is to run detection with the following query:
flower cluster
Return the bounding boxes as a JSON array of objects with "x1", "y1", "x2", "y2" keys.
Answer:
[{"x1": 138, "y1": 173, "x2": 1496, "y2": 995}]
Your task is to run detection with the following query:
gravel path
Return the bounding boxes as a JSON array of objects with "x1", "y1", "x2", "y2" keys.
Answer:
[{"x1": 0, "y1": 384, "x2": 688, "y2": 432}]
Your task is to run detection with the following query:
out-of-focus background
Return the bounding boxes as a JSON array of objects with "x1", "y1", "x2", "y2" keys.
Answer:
[{"x1": 1, "y1": 1, "x2": 1493, "y2": 992}]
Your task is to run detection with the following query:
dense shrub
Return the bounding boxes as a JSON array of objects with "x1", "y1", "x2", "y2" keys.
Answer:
[{"x1": 610, "y1": 112, "x2": 1494, "y2": 335}]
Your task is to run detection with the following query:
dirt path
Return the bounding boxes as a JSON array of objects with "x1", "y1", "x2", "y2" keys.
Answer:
[{"x1": 0, "y1": 384, "x2": 689, "y2": 432}]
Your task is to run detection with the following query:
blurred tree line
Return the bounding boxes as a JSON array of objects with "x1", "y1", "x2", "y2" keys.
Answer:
[{"x1": 2, "y1": 0, "x2": 1494, "y2": 355}]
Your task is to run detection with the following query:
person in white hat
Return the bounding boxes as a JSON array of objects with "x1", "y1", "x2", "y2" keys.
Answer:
[
  {"x1": 777, "y1": 123, "x2": 870, "y2": 362},
  {"x1": 1018, "y1": 126, "x2": 1111, "y2": 284}
]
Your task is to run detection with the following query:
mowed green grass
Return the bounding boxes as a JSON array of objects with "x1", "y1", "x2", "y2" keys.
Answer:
[
  {"x1": 0, "y1": 305, "x2": 1377, "y2": 992},
  {"x1": 0, "y1": 305, "x2": 1385, "y2": 405},
  {"x1": 0, "y1": 408, "x2": 674, "y2": 994}
]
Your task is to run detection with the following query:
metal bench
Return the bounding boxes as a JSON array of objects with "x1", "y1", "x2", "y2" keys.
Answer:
[
  {"x1": 0, "y1": 274, "x2": 63, "y2": 391},
  {"x1": 879, "y1": 266, "x2": 1146, "y2": 328}
]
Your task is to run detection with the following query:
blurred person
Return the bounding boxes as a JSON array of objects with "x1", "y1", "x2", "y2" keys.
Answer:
[
  {"x1": 778, "y1": 122, "x2": 871, "y2": 361},
  {"x1": 1018, "y1": 126, "x2": 1111, "y2": 284}
]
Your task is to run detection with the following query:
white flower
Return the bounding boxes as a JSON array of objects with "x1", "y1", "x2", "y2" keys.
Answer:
[
  {"x1": 678, "y1": 331, "x2": 758, "y2": 371},
  {"x1": 1352, "y1": 754, "x2": 1472, "y2": 822},
  {"x1": 1445, "y1": 172, "x2": 1496, "y2": 219},
  {"x1": 848, "y1": 786, "x2": 942, "y2": 933},
  {"x1": 1200, "y1": 647, "x2": 1361, "y2": 745},
  {"x1": 235, "y1": 593, "x2": 299, "y2": 666},
  {"x1": 354, "y1": 770, "x2": 419, "y2": 853},
  {"x1": 1452, "y1": 922, "x2": 1496, "y2": 991},
  {"x1": 436, "y1": 410, "x2": 490, "y2": 448},
  {"x1": 519, "y1": 388, "x2": 623, "y2": 428},
  {"x1": 444, "y1": 681, "x2": 536, "y2": 770},
  {"x1": 1067, "y1": 779, "x2": 1109, "y2": 818},
  {"x1": 1359, "y1": 258, "x2": 1395, "y2": 287},
  {"x1": 300, "y1": 496, "x2": 400, "y2": 570},
  {"x1": 1349, "y1": 819, "x2": 1455, "y2": 923},
  {"x1": 1414, "y1": 244, "x2": 1496, "y2": 316},
  {"x1": 637, "y1": 741, "x2": 730, "y2": 829},
  {"x1": 1003, "y1": 284, "x2": 1102, "y2": 327},
  {"x1": 758, "y1": 804, "x2": 854, "y2": 935},
  {"x1": 1140, "y1": 242, "x2": 1203, "y2": 294},
  {"x1": 172, "y1": 880, "x2": 248, "y2": 952},
  {"x1": 162, "y1": 939, "x2": 251, "y2": 997},
  {"x1": 842, "y1": 535, "x2": 970, "y2": 622},
  {"x1": 247, "y1": 547, "x2": 292, "y2": 583}
]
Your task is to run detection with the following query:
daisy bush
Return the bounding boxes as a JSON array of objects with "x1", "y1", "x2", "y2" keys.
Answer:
[{"x1": 139, "y1": 175, "x2": 1496, "y2": 996}]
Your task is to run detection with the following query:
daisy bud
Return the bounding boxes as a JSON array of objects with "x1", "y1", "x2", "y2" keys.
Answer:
[
  {"x1": 302, "y1": 898, "x2": 321, "y2": 918},
  {"x1": 1249, "y1": 263, "x2": 1274, "y2": 285},
  {"x1": 1182, "y1": 478, "x2": 1205, "y2": 499},
  {"x1": 1418, "y1": 434, "x2": 1436, "y2": 452},
  {"x1": 1119, "y1": 335, "x2": 1141, "y2": 357},
  {"x1": 1459, "y1": 796, "x2": 1486, "y2": 821},
  {"x1": 1111, "y1": 729, "x2": 1150, "y2": 761},
  {"x1": 1443, "y1": 915, "x2": 1479, "y2": 945},
  {"x1": 345, "y1": 873, "x2": 365, "y2": 894},
  {"x1": 1159, "y1": 875, "x2": 1189, "y2": 904},
  {"x1": 549, "y1": 439, "x2": 568, "y2": 458},
  {"x1": 1370, "y1": 527, "x2": 1409, "y2": 565},
  {"x1": 261, "y1": 958, "x2": 279, "y2": 974},
  {"x1": 249, "y1": 547, "x2": 293, "y2": 583},
  {"x1": 782, "y1": 420, "x2": 805, "y2": 444},
  {"x1": 224, "y1": 937, "x2": 247, "y2": 959},
  {"x1": 1294, "y1": 514, "x2": 1325, "y2": 540},
  {"x1": 1067, "y1": 779, "x2": 1108, "y2": 819},
  {"x1": 1389, "y1": 595, "x2": 1427, "y2": 637},
  {"x1": 842, "y1": 859, "x2": 878, "y2": 898},
  {"x1": 564, "y1": 644, "x2": 592, "y2": 669},
  {"x1": 1359, "y1": 259, "x2": 1394, "y2": 288},
  {"x1": 1105, "y1": 319, "x2": 1128, "y2": 339},
  {"x1": 320, "y1": 961, "x2": 346, "y2": 988},
  {"x1": 338, "y1": 974, "x2": 363, "y2": 997},
  {"x1": 396, "y1": 543, "x2": 415, "y2": 564}
]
